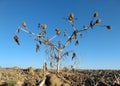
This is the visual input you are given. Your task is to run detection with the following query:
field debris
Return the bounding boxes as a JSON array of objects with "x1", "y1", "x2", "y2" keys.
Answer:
[{"x1": 0, "y1": 68, "x2": 120, "y2": 86}]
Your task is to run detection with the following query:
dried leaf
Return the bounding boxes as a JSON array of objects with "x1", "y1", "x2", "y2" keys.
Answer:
[
  {"x1": 17, "y1": 28, "x2": 20, "y2": 33},
  {"x1": 72, "y1": 52, "x2": 76, "y2": 60},
  {"x1": 14, "y1": 35, "x2": 20, "y2": 45},
  {"x1": 36, "y1": 44, "x2": 40, "y2": 52},
  {"x1": 39, "y1": 41, "x2": 42, "y2": 45}
]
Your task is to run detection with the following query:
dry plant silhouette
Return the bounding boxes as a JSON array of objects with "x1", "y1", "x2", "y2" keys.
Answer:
[{"x1": 14, "y1": 12, "x2": 112, "y2": 73}]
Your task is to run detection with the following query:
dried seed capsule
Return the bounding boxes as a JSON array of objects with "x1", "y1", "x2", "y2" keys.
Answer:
[
  {"x1": 68, "y1": 13, "x2": 74, "y2": 21},
  {"x1": 55, "y1": 29, "x2": 61, "y2": 35},
  {"x1": 75, "y1": 40, "x2": 79, "y2": 45},
  {"x1": 43, "y1": 24, "x2": 47, "y2": 29},
  {"x1": 22, "y1": 22, "x2": 27, "y2": 27},
  {"x1": 96, "y1": 19, "x2": 101, "y2": 24},
  {"x1": 94, "y1": 12, "x2": 98, "y2": 17},
  {"x1": 106, "y1": 26, "x2": 112, "y2": 30},
  {"x1": 72, "y1": 52, "x2": 76, "y2": 60}
]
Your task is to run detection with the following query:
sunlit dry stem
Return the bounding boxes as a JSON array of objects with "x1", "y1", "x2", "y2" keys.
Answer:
[
  {"x1": 20, "y1": 27, "x2": 37, "y2": 36},
  {"x1": 57, "y1": 49, "x2": 62, "y2": 73},
  {"x1": 49, "y1": 35, "x2": 57, "y2": 41},
  {"x1": 95, "y1": 25, "x2": 112, "y2": 30}
]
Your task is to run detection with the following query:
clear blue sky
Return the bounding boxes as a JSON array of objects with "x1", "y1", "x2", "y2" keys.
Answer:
[{"x1": 0, "y1": 0, "x2": 120, "y2": 69}]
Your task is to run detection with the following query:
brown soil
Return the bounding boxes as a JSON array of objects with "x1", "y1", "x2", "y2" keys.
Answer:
[{"x1": 0, "y1": 67, "x2": 120, "y2": 86}]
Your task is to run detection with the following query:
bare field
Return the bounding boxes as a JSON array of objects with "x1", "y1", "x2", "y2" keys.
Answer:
[{"x1": 0, "y1": 67, "x2": 120, "y2": 86}]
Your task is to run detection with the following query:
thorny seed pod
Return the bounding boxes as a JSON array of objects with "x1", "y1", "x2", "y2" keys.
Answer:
[
  {"x1": 93, "y1": 12, "x2": 98, "y2": 17},
  {"x1": 72, "y1": 52, "x2": 76, "y2": 60},
  {"x1": 22, "y1": 22, "x2": 27, "y2": 27},
  {"x1": 106, "y1": 26, "x2": 112, "y2": 30},
  {"x1": 68, "y1": 13, "x2": 74, "y2": 21},
  {"x1": 95, "y1": 19, "x2": 101, "y2": 24},
  {"x1": 75, "y1": 40, "x2": 79, "y2": 45},
  {"x1": 43, "y1": 24, "x2": 47, "y2": 29},
  {"x1": 55, "y1": 29, "x2": 61, "y2": 35},
  {"x1": 36, "y1": 44, "x2": 40, "y2": 52},
  {"x1": 14, "y1": 35, "x2": 20, "y2": 45}
]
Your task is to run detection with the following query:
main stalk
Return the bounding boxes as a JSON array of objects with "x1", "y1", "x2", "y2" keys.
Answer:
[{"x1": 57, "y1": 50, "x2": 61, "y2": 73}]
